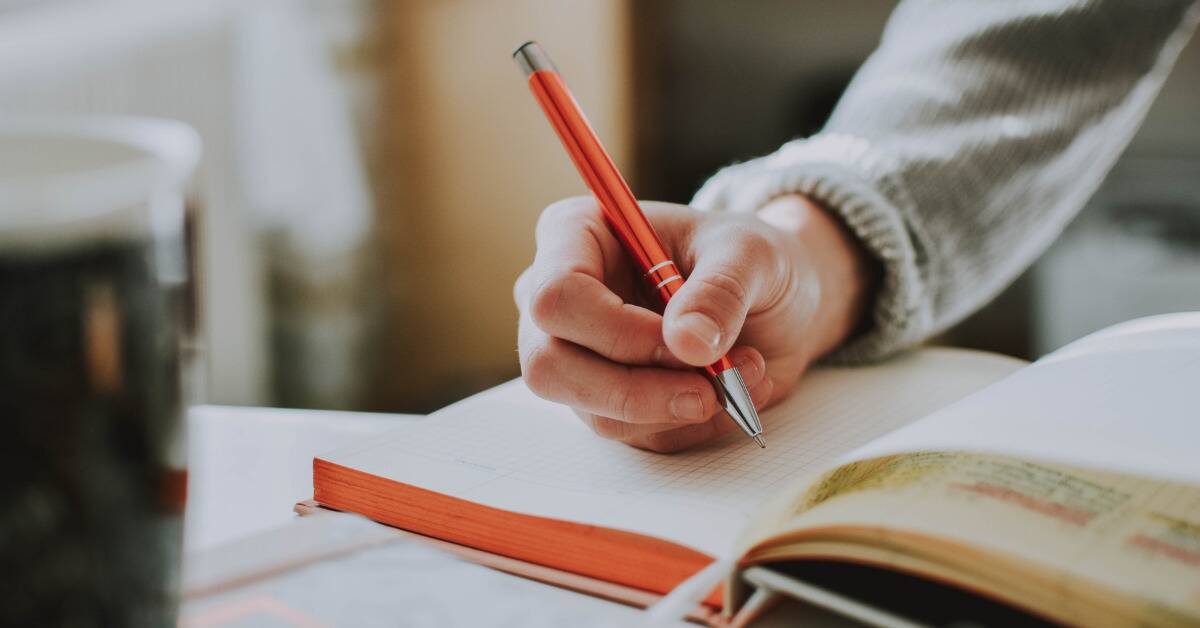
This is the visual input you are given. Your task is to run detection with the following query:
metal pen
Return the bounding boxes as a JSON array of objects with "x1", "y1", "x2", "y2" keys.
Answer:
[{"x1": 514, "y1": 41, "x2": 764, "y2": 447}]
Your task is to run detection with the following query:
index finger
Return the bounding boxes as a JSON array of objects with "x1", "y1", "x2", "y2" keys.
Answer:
[
  {"x1": 515, "y1": 198, "x2": 612, "y2": 309},
  {"x1": 533, "y1": 196, "x2": 627, "y2": 282}
]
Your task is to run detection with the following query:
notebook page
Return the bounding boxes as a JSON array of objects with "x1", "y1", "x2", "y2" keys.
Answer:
[
  {"x1": 846, "y1": 312, "x2": 1200, "y2": 486},
  {"x1": 319, "y1": 348, "x2": 1022, "y2": 556}
]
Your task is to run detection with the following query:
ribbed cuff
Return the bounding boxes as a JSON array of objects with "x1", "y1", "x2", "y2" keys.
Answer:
[{"x1": 691, "y1": 133, "x2": 931, "y2": 363}]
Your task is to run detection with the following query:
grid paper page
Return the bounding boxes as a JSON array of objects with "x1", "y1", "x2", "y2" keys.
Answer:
[{"x1": 323, "y1": 348, "x2": 1022, "y2": 555}]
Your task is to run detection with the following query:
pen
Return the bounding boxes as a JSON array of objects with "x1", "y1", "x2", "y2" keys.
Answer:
[{"x1": 513, "y1": 41, "x2": 765, "y2": 448}]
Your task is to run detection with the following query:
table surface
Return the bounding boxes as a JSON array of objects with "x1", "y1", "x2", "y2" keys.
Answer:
[
  {"x1": 182, "y1": 404, "x2": 856, "y2": 626},
  {"x1": 184, "y1": 404, "x2": 408, "y2": 552}
]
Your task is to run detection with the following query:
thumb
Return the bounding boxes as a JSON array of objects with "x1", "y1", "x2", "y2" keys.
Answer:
[{"x1": 661, "y1": 233, "x2": 773, "y2": 366}]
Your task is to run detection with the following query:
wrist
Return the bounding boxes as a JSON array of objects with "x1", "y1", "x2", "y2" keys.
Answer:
[{"x1": 757, "y1": 194, "x2": 879, "y2": 359}]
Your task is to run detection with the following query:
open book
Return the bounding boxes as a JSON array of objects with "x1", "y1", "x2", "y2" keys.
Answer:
[{"x1": 311, "y1": 313, "x2": 1200, "y2": 626}]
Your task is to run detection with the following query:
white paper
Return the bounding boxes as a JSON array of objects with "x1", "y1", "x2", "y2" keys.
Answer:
[
  {"x1": 320, "y1": 349, "x2": 1020, "y2": 556},
  {"x1": 844, "y1": 312, "x2": 1200, "y2": 486}
]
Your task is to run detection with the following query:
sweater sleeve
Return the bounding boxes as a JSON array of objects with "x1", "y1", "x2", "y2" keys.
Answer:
[{"x1": 692, "y1": 0, "x2": 1199, "y2": 362}]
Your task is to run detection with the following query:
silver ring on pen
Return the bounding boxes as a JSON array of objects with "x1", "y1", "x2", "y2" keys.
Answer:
[
  {"x1": 645, "y1": 260, "x2": 676, "y2": 277},
  {"x1": 654, "y1": 275, "x2": 683, "y2": 289}
]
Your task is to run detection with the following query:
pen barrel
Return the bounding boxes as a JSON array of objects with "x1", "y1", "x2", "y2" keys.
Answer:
[
  {"x1": 525, "y1": 70, "x2": 682, "y2": 304},
  {"x1": 521, "y1": 53, "x2": 734, "y2": 377}
]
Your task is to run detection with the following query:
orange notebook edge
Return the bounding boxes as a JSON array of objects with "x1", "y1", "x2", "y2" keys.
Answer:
[
  {"x1": 309, "y1": 456, "x2": 726, "y2": 611},
  {"x1": 293, "y1": 499, "x2": 718, "y2": 624}
]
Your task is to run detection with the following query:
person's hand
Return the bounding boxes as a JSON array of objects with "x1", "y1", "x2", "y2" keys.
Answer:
[{"x1": 514, "y1": 194, "x2": 877, "y2": 452}]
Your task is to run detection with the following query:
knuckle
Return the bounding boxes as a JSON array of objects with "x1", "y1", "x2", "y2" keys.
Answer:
[
  {"x1": 520, "y1": 341, "x2": 558, "y2": 396},
  {"x1": 693, "y1": 270, "x2": 748, "y2": 316},
  {"x1": 513, "y1": 267, "x2": 533, "y2": 307},
  {"x1": 699, "y1": 269, "x2": 748, "y2": 304},
  {"x1": 605, "y1": 319, "x2": 640, "y2": 361},
  {"x1": 538, "y1": 197, "x2": 595, "y2": 231},
  {"x1": 528, "y1": 273, "x2": 571, "y2": 328},
  {"x1": 604, "y1": 381, "x2": 638, "y2": 422}
]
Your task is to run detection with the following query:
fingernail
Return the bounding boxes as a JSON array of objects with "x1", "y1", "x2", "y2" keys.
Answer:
[
  {"x1": 678, "y1": 312, "x2": 721, "y2": 351},
  {"x1": 735, "y1": 355, "x2": 761, "y2": 385},
  {"x1": 670, "y1": 391, "x2": 706, "y2": 422}
]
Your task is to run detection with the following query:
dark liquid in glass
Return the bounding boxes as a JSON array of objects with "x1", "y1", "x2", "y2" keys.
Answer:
[{"x1": 0, "y1": 236, "x2": 186, "y2": 626}]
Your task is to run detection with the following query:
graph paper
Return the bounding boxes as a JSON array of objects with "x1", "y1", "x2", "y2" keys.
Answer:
[{"x1": 322, "y1": 349, "x2": 1020, "y2": 555}]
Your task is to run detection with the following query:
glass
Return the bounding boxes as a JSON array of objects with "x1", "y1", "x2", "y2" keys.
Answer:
[{"x1": 0, "y1": 117, "x2": 200, "y2": 626}]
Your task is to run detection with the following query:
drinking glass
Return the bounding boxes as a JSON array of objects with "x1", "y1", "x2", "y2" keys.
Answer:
[{"x1": 0, "y1": 116, "x2": 200, "y2": 626}]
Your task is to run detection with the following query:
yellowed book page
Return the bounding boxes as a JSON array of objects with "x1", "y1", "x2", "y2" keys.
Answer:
[{"x1": 748, "y1": 452, "x2": 1200, "y2": 625}]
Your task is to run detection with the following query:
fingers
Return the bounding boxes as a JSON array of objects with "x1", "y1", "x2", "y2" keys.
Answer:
[
  {"x1": 528, "y1": 271, "x2": 685, "y2": 367},
  {"x1": 515, "y1": 197, "x2": 621, "y2": 314},
  {"x1": 515, "y1": 197, "x2": 790, "y2": 452},
  {"x1": 518, "y1": 197, "x2": 684, "y2": 367},
  {"x1": 519, "y1": 315, "x2": 719, "y2": 424},
  {"x1": 621, "y1": 368, "x2": 775, "y2": 453},
  {"x1": 662, "y1": 227, "x2": 780, "y2": 366},
  {"x1": 520, "y1": 310, "x2": 767, "y2": 425},
  {"x1": 576, "y1": 348, "x2": 770, "y2": 443},
  {"x1": 531, "y1": 196, "x2": 625, "y2": 284}
]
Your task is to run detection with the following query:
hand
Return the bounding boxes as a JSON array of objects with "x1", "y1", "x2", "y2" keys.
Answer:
[{"x1": 514, "y1": 195, "x2": 877, "y2": 452}]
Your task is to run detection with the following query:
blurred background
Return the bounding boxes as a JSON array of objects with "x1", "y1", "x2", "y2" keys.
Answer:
[{"x1": 5, "y1": 0, "x2": 1195, "y2": 414}]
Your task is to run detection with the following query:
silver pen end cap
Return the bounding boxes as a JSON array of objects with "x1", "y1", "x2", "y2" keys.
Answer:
[{"x1": 512, "y1": 41, "x2": 556, "y2": 77}]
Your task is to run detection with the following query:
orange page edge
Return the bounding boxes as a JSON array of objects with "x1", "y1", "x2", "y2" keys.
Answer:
[
  {"x1": 292, "y1": 501, "x2": 719, "y2": 624},
  {"x1": 312, "y1": 457, "x2": 725, "y2": 608}
]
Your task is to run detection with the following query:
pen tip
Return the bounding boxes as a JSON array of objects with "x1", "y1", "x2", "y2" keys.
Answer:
[{"x1": 753, "y1": 434, "x2": 765, "y2": 448}]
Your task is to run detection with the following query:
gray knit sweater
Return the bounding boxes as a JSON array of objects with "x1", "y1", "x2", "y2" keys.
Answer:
[{"x1": 693, "y1": 0, "x2": 1200, "y2": 362}]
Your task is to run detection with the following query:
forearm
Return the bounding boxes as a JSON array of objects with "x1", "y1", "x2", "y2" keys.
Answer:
[{"x1": 694, "y1": 0, "x2": 1200, "y2": 361}]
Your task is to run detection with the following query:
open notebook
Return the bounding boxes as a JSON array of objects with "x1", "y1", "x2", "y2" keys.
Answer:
[{"x1": 311, "y1": 313, "x2": 1200, "y2": 626}]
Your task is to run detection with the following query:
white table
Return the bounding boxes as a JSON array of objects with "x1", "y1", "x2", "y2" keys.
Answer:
[
  {"x1": 182, "y1": 405, "x2": 854, "y2": 626},
  {"x1": 183, "y1": 405, "x2": 406, "y2": 552}
]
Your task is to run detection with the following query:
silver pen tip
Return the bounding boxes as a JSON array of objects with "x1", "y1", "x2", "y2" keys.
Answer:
[
  {"x1": 712, "y1": 366, "x2": 765, "y2": 444},
  {"x1": 753, "y1": 434, "x2": 765, "y2": 448}
]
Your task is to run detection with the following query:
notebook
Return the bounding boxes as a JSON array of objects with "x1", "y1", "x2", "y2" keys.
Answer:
[
  {"x1": 310, "y1": 313, "x2": 1200, "y2": 626},
  {"x1": 181, "y1": 509, "x2": 654, "y2": 627}
]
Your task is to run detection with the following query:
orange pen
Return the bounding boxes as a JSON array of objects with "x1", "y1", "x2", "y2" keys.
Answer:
[{"x1": 514, "y1": 41, "x2": 764, "y2": 447}]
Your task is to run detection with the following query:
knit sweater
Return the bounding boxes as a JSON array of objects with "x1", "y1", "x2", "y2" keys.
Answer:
[{"x1": 692, "y1": 0, "x2": 1200, "y2": 362}]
